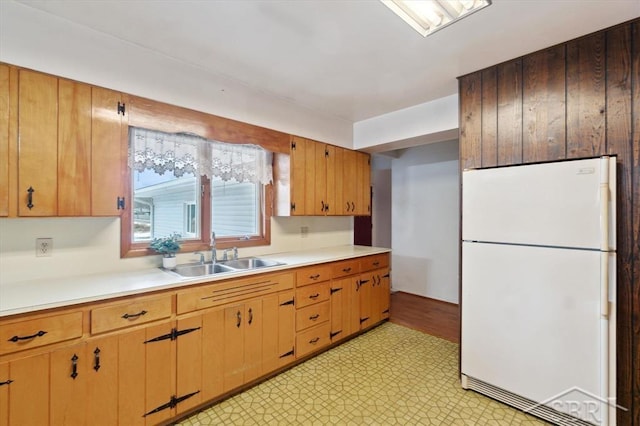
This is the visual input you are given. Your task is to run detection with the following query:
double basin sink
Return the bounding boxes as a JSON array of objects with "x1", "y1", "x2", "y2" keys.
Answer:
[{"x1": 166, "y1": 257, "x2": 285, "y2": 278}]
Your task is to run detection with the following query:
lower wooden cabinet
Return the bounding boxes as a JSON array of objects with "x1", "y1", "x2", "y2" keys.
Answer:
[
  {"x1": 0, "y1": 353, "x2": 49, "y2": 426},
  {"x1": 0, "y1": 253, "x2": 389, "y2": 426}
]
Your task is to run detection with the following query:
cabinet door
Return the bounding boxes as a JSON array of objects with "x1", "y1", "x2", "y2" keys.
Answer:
[
  {"x1": 329, "y1": 279, "x2": 348, "y2": 342},
  {"x1": 0, "y1": 64, "x2": 10, "y2": 217},
  {"x1": 50, "y1": 342, "x2": 87, "y2": 425},
  {"x1": 92, "y1": 87, "x2": 126, "y2": 216},
  {"x1": 312, "y1": 142, "x2": 327, "y2": 215},
  {"x1": 277, "y1": 291, "x2": 295, "y2": 367},
  {"x1": 0, "y1": 362, "x2": 9, "y2": 426},
  {"x1": 304, "y1": 138, "x2": 318, "y2": 215},
  {"x1": 58, "y1": 79, "x2": 92, "y2": 216},
  {"x1": 331, "y1": 147, "x2": 343, "y2": 216},
  {"x1": 18, "y1": 70, "x2": 58, "y2": 216},
  {"x1": 263, "y1": 291, "x2": 296, "y2": 373},
  {"x1": 342, "y1": 149, "x2": 357, "y2": 215},
  {"x1": 86, "y1": 335, "x2": 119, "y2": 426},
  {"x1": 8, "y1": 353, "x2": 49, "y2": 425},
  {"x1": 290, "y1": 136, "x2": 306, "y2": 215},
  {"x1": 358, "y1": 273, "x2": 373, "y2": 329},
  {"x1": 201, "y1": 307, "x2": 224, "y2": 401},
  {"x1": 373, "y1": 269, "x2": 391, "y2": 322},
  {"x1": 345, "y1": 275, "x2": 361, "y2": 337},
  {"x1": 355, "y1": 151, "x2": 371, "y2": 216},
  {"x1": 244, "y1": 300, "x2": 263, "y2": 382},
  {"x1": 223, "y1": 304, "x2": 245, "y2": 392},
  {"x1": 144, "y1": 322, "x2": 175, "y2": 425},
  {"x1": 176, "y1": 315, "x2": 203, "y2": 415},
  {"x1": 118, "y1": 328, "x2": 146, "y2": 426}
]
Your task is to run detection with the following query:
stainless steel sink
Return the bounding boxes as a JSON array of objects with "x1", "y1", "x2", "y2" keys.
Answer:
[
  {"x1": 166, "y1": 257, "x2": 285, "y2": 278},
  {"x1": 169, "y1": 262, "x2": 236, "y2": 277},
  {"x1": 219, "y1": 257, "x2": 284, "y2": 270}
]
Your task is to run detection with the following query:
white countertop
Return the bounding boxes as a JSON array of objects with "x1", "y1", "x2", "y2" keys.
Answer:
[{"x1": 0, "y1": 245, "x2": 390, "y2": 317}]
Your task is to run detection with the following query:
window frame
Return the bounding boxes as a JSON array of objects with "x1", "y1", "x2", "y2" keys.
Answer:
[{"x1": 119, "y1": 95, "x2": 286, "y2": 258}]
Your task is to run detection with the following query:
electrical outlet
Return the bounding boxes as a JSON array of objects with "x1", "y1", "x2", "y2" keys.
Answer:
[
  {"x1": 300, "y1": 226, "x2": 309, "y2": 238},
  {"x1": 36, "y1": 238, "x2": 53, "y2": 257}
]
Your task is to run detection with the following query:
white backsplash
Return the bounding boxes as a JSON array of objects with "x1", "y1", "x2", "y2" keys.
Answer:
[{"x1": 0, "y1": 216, "x2": 353, "y2": 285}]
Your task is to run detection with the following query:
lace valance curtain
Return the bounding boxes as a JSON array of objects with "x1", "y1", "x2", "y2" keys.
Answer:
[{"x1": 129, "y1": 127, "x2": 273, "y2": 184}]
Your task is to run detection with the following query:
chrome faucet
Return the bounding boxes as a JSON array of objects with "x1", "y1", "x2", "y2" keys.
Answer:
[
  {"x1": 211, "y1": 232, "x2": 217, "y2": 264},
  {"x1": 222, "y1": 247, "x2": 238, "y2": 261}
]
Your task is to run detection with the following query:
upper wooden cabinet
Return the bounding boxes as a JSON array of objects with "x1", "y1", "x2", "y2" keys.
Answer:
[
  {"x1": 8, "y1": 66, "x2": 127, "y2": 217},
  {"x1": 0, "y1": 64, "x2": 11, "y2": 217},
  {"x1": 283, "y1": 135, "x2": 370, "y2": 216}
]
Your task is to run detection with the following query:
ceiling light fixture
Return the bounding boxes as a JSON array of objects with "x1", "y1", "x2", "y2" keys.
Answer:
[{"x1": 381, "y1": 0, "x2": 491, "y2": 37}]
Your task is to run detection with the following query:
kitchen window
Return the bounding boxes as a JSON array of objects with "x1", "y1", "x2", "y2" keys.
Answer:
[{"x1": 124, "y1": 127, "x2": 273, "y2": 257}]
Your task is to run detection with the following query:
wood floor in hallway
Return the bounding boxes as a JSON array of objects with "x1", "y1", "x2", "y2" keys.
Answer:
[{"x1": 389, "y1": 291, "x2": 460, "y2": 343}]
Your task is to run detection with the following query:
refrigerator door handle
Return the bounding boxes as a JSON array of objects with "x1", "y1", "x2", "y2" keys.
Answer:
[{"x1": 600, "y1": 156, "x2": 610, "y2": 319}]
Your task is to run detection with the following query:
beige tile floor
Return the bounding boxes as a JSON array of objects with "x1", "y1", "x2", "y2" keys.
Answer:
[{"x1": 178, "y1": 322, "x2": 549, "y2": 425}]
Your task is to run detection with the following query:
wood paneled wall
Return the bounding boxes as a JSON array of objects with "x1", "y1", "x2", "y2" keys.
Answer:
[{"x1": 458, "y1": 18, "x2": 639, "y2": 425}]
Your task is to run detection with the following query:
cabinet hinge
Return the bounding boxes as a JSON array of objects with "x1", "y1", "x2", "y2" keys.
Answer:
[
  {"x1": 280, "y1": 299, "x2": 295, "y2": 306},
  {"x1": 279, "y1": 348, "x2": 295, "y2": 358},
  {"x1": 330, "y1": 330, "x2": 342, "y2": 339},
  {"x1": 360, "y1": 317, "x2": 369, "y2": 324},
  {"x1": 330, "y1": 288, "x2": 342, "y2": 294},
  {"x1": 144, "y1": 391, "x2": 200, "y2": 417},
  {"x1": 117, "y1": 102, "x2": 126, "y2": 116},
  {"x1": 291, "y1": 141, "x2": 296, "y2": 150},
  {"x1": 144, "y1": 327, "x2": 201, "y2": 344},
  {"x1": 0, "y1": 379, "x2": 13, "y2": 386},
  {"x1": 290, "y1": 202, "x2": 296, "y2": 212},
  {"x1": 383, "y1": 309, "x2": 390, "y2": 314}
]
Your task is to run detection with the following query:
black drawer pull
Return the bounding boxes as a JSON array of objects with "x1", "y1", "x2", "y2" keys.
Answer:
[
  {"x1": 93, "y1": 347, "x2": 101, "y2": 371},
  {"x1": 309, "y1": 293, "x2": 320, "y2": 299},
  {"x1": 309, "y1": 337, "x2": 320, "y2": 344},
  {"x1": 122, "y1": 310, "x2": 147, "y2": 320},
  {"x1": 26, "y1": 186, "x2": 35, "y2": 209},
  {"x1": 342, "y1": 267, "x2": 351, "y2": 273},
  {"x1": 309, "y1": 314, "x2": 320, "y2": 321},
  {"x1": 8, "y1": 330, "x2": 47, "y2": 342},
  {"x1": 309, "y1": 274, "x2": 320, "y2": 280},
  {"x1": 373, "y1": 261, "x2": 380, "y2": 267},
  {"x1": 71, "y1": 354, "x2": 79, "y2": 379}
]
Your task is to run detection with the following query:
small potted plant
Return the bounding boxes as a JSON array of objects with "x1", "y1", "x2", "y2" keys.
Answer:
[{"x1": 149, "y1": 232, "x2": 182, "y2": 269}]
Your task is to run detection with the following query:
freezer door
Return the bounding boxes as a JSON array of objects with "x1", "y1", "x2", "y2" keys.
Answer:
[
  {"x1": 462, "y1": 157, "x2": 616, "y2": 249},
  {"x1": 461, "y1": 242, "x2": 608, "y2": 423}
]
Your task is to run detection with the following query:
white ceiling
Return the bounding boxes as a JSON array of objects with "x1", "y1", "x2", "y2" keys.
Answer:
[{"x1": 14, "y1": 0, "x2": 640, "y2": 123}]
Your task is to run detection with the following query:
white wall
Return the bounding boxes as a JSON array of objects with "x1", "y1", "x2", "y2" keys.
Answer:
[
  {"x1": 0, "y1": 1, "x2": 353, "y2": 147},
  {"x1": 391, "y1": 141, "x2": 459, "y2": 303},
  {"x1": 0, "y1": 216, "x2": 352, "y2": 284},
  {"x1": 371, "y1": 155, "x2": 392, "y2": 249}
]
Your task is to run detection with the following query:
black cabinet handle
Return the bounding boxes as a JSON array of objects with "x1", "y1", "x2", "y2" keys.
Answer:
[
  {"x1": 309, "y1": 337, "x2": 320, "y2": 344},
  {"x1": 309, "y1": 293, "x2": 320, "y2": 299},
  {"x1": 321, "y1": 201, "x2": 325, "y2": 212},
  {"x1": 350, "y1": 202, "x2": 355, "y2": 211},
  {"x1": 93, "y1": 347, "x2": 101, "y2": 372},
  {"x1": 373, "y1": 261, "x2": 380, "y2": 267},
  {"x1": 0, "y1": 379, "x2": 13, "y2": 386},
  {"x1": 122, "y1": 310, "x2": 147, "y2": 320},
  {"x1": 248, "y1": 308, "x2": 253, "y2": 325},
  {"x1": 236, "y1": 311, "x2": 242, "y2": 328},
  {"x1": 345, "y1": 202, "x2": 350, "y2": 212},
  {"x1": 342, "y1": 267, "x2": 351, "y2": 273},
  {"x1": 309, "y1": 274, "x2": 320, "y2": 280},
  {"x1": 309, "y1": 314, "x2": 320, "y2": 321},
  {"x1": 8, "y1": 330, "x2": 47, "y2": 342},
  {"x1": 26, "y1": 186, "x2": 34, "y2": 210},
  {"x1": 71, "y1": 354, "x2": 79, "y2": 379}
]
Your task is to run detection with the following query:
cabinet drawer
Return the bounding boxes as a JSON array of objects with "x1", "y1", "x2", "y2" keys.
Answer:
[
  {"x1": 296, "y1": 265, "x2": 331, "y2": 287},
  {"x1": 0, "y1": 311, "x2": 83, "y2": 355},
  {"x1": 295, "y1": 282, "x2": 329, "y2": 309},
  {"x1": 296, "y1": 301, "x2": 330, "y2": 332},
  {"x1": 177, "y1": 272, "x2": 294, "y2": 314},
  {"x1": 296, "y1": 323, "x2": 331, "y2": 358},
  {"x1": 331, "y1": 259, "x2": 360, "y2": 279},
  {"x1": 360, "y1": 253, "x2": 389, "y2": 272},
  {"x1": 91, "y1": 295, "x2": 172, "y2": 334}
]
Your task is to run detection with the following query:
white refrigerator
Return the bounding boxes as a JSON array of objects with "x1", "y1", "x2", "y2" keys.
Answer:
[{"x1": 460, "y1": 156, "x2": 617, "y2": 426}]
